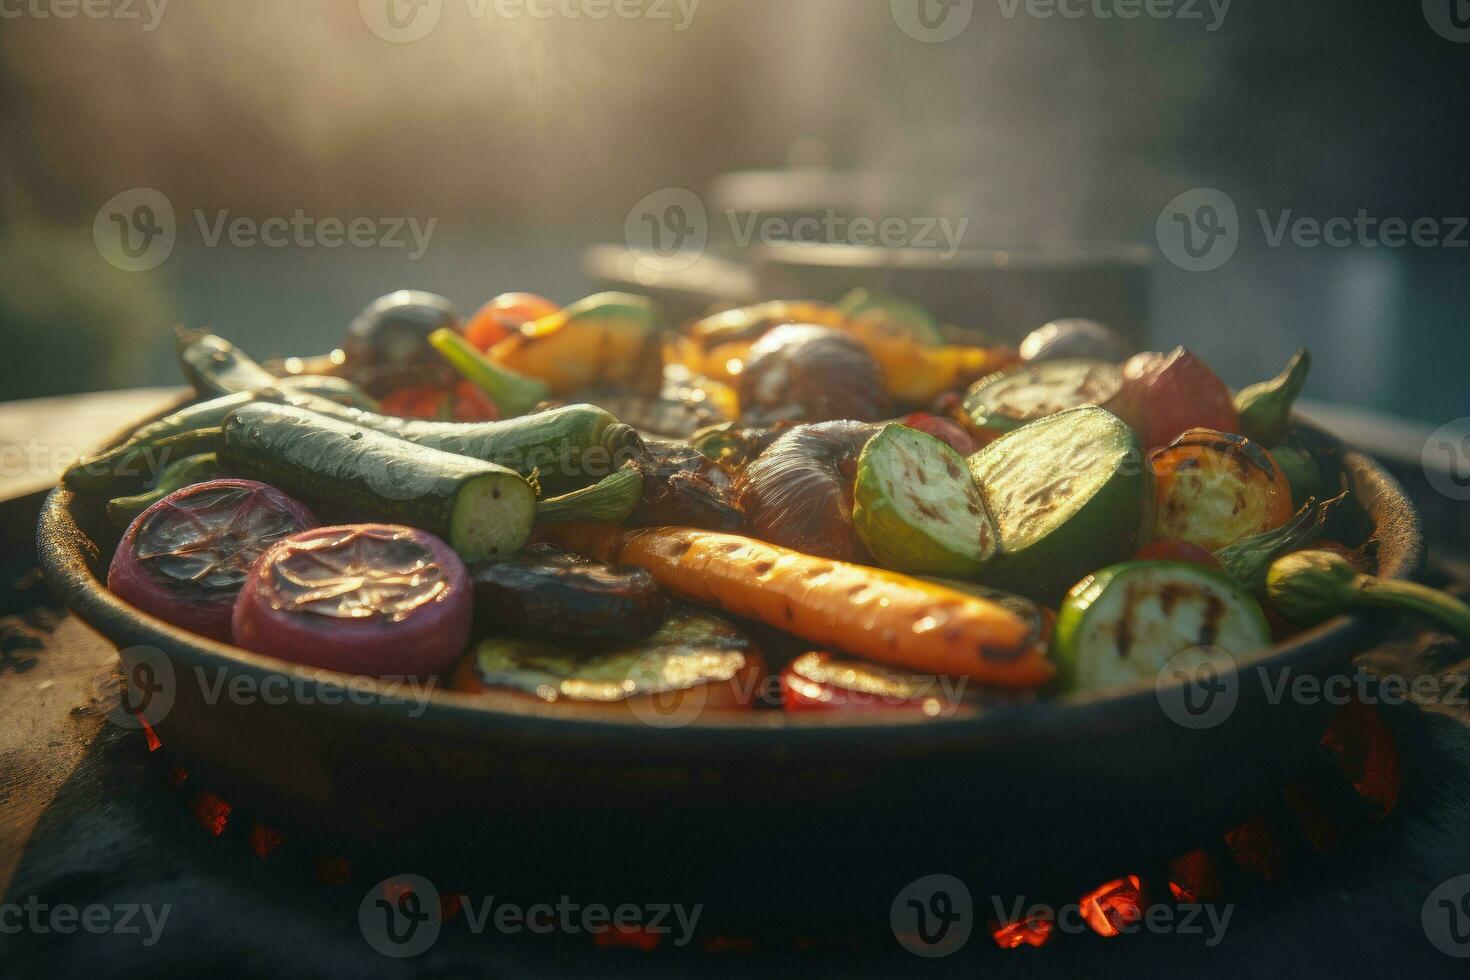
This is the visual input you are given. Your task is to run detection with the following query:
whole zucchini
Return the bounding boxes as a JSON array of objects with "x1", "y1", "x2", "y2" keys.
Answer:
[
  {"x1": 220, "y1": 404, "x2": 535, "y2": 562},
  {"x1": 288, "y1": 398, "x2": 643, "y2": 494}
]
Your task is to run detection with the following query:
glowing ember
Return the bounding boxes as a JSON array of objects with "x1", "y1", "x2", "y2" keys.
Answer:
[
  {"x1": 1167, "y1": 849, "x2": 1221, "y2": 903},
  {"x1": 990, "y1": 914, "x2": 1054, "y2": 949},
  {"x1": 1321, "y1": 698, "x2": 1400, "y2": 820},
  {"x1": 314, "y1": 855, "x2": 352, "y2": 885},
  {"x1": 249, "y1": 821, "x2": 285, "y2": 858},
  {"x1": 594, "y1": 925, "x2": 662, "y2": 952},
  {"x1": 1225, "y1": 814, "x2": 1288, "y2": 881},
  {"x1": 1078, "y1": 875, "x2": 1143, "y2": 938},
  {"x1": 140, "y1": 716, "x2": 162, "y2": 752},
  {"x1": 192, "y1": 791, "x2": 232, "y2": 837}
]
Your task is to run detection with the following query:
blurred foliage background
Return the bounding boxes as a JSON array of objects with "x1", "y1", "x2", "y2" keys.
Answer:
[{"x1": 0, "y1": 0, "x2": 1466, "y2": 420}]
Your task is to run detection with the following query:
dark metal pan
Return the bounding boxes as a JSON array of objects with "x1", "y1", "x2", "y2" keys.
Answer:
[{"x1": 36, "y1": 409, "x2": 1424, "y2": 937}]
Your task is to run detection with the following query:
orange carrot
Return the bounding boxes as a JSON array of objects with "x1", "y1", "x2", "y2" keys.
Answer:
[{"x1": 538, "y1": 525, "x2": 1054, "y2": 688}]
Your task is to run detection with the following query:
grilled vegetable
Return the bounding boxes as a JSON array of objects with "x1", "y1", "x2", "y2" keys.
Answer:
[
  {"x1": 63, "y1": 426, "x2": 224, "y2": 497},
  {"x1": 465, "y1": 292, "x2": 559, "y2": 350},
  {"x1": 487, "y1": 292, "x2": 661, "y2": 395},
  {"x1": 536, "y1": 524, "x2": 1053, "y2": 687},
  {"x1": 1235, "y1": 349, "x2": 1311, "y2": 446},
  {"x1": 276, "y1": 375, "x2": 383, "y2": 408},
  {"x1": 63, "y1": 385, "x2": 382, "y2": 492},
  {"x1": 536, "y1": 469, "x2": 644, "y2": 525},
  {"x1": 428, "y1": 327, "x2": 550, "y2": 417},
  {"x1": 1149, "y1": 428, "x2": 1295, "y2": 552},
  {"x1": 876, "y1": 343, "x2": 1019, "y2": 406},
  {"x1": 901, "y1": 413, "x2": 977, "y2": 456},
  {"x1": 377, "y1": 380, "x2": 500, "y2": 422},
  {"x1": 683, "y1": 298, "x2": 1011, "y2": 403},
  {"x1": 1019, "y1": 319, "x2": 1134, "y2": 364},
  {"x1": 1269, "y1": 444, "x2": 1324, "y2": 510},
  {"x1": 178, "y1": 330, "x2": 282, "y2": 396},
  {"x1": 1214, "y1": 492, "x2": 1346, "y2": 594},
  {"x1": 1267, "y1": 550, "x2": 1470, "y2": 642},
  {"x1": 96, "y1": 391, "x2": 262, "y2": 455},
  {"x1": 232, "y1": 524, "x2": 473, "y2": 676},
  {"x1": 1135, "y1": 537, "x2": 1221, "y2": 569},
  {"x1": 780, "y1": 651, "x2": 974, "y2": 716},
  {"x1": 220, "y1": 404, "x2": 536, "y2": 562},
  {"x1": 107, "y1": 479, "x2": 317, "y2": 641},
  {"x1": 266, "y1": 400, "x2": 642, "y2": 496},
  {"x1": 341, "y1": 290, "x2": 463, "y2": 395},
  {"x1": 835, "y1": 288, "x2": 944, "y2": 345},
  {"x1": 470, "y1": 543, "x2": 665, "y2": 641},
  {"x1": 689, "y1": 300, "x2": 845, "y2": 350},
  {"x1": 690, "y1": 422, "x2": 781, "y2": 471},
  {"x1": 967, "y1": 406, "x2": 1152, "y2": 602},
  {"x1": 853, "y1": 423, "x2": 997, "y2": 576},
  {"x1": 106, "y1": 452, "x2": 220, "y2": 527},
  {"x1": 178, "y1": 331, "x2": 379, "y2": 408},
  {"x1": 582, "y1": 369, "x2": 738, "y2": 438},
  {"x1": 1117, "y1": 347, "x2": 1239, "y2": 450},
  {"x1": 962, "y1": 359, "x2": 1124, "y2": 435},
  {"x1": 628, "y1": 440, "x2": 743, "y2": 532},
  {"x1": 1051, "y1": 560, "x2": 1272, "y2": 694},
  {"x1": 450, "y1": 603, "x2": 763, "y2": 717},
  {"x1": 737, "y1": 324, "x2": 890, "y2": 425},
  {"x1": 920, "y1": 578, "x2": 1055, "y2": 645},
  {"x1": 733, "y1": 421, "x2": 878, "y2": 562}
]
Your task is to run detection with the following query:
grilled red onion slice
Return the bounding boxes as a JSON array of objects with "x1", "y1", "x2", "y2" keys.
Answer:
[
  {"x1": 107, "y1": 479, "x2": 318, "y2": 641},
  {"x1": 232, "y1": 523, "x2": 471, "y2": 678}
]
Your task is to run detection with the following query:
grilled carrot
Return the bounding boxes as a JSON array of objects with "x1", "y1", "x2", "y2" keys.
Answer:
[{"x1": 537, "y1": 525, "x2": 1054, "y2": 688}]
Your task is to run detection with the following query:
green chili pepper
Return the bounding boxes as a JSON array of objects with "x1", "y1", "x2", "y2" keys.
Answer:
[
  {"x1": 1215, "y1": 492, "x2": 1346, "y2": 594},
  {"x1": 1236, "y1": 348, "x2": 1311, "y2": 446},
  {"x1": 1267, "y1": 549, "x2": 1470, "y2": 641},
  {"x1": 106, "y1": 453, "x2": 220, "y2": 527},
  {"x1": 428, "y1": 328, "x2": 550, "y2": 417}
]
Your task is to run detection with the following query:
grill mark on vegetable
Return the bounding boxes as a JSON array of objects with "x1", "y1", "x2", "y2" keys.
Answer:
[
  {"x1": 1199, "y1": 593, "x2": 1225, "y2": 647},
  {"x1": 910, "y1": 496, "x2": 942, "y2": 521},
  {"x1": 1159, "y1": 583, "x2": 1185, "y2": 616},
  {"x1": 1115, "y1": 583, "x2": 1138, "y2": 658}
]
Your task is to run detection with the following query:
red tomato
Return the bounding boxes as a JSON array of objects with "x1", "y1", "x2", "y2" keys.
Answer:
[
  {"x1": 1136, "y1": 537, "x2": 1223, "y2": 569},
  {"x1": 378, "y1": 386, "x2": 445, "y2": 419},
  {"x1": 901, "y1": 413, "x2": 978, "y2": 456},
  {"x1": 379, "y1": 382, "x2": 499, "y2": 421},
  {"x1": 464, "y1": 293, "x2": 560, "y2": 351},
  {"x1": 1118, "y1": 347, "x2": 1239, "y2": 450},
  {"x1": 451, "y1": 381, "x2": 500, "y2": 421}
]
